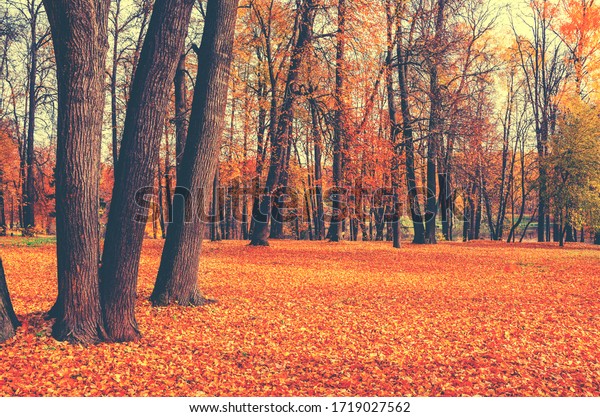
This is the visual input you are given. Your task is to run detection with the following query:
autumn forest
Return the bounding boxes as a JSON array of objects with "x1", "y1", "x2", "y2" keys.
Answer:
[{"x1": 1, "y1": 0, "x2": 600, "y2": 397}]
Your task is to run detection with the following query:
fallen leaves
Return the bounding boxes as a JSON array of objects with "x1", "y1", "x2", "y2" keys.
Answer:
[{"x1": 0, "y1": 238, "x2": 599, "y2": 396}]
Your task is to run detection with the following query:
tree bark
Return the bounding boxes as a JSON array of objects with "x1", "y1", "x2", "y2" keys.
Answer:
[
  {"x1": 100, "y1": 0, "x2": 194, "y2": 342},
  {"x1": 44, "y1": 0, "x2": 110, "y2": 344},
  {"x1": 0, "y1": 257, "x2": 20, "y2": 344},
  {"x1": 329, "y1": 0, "x2": 347, "y2": 243},
  {"x1": 174, "y1": 53, "x2": 189, "y2": 173},
  {"x1": 0, "y1": 177, "x2": 6, "y2": 236},
  {"x1": 211, "y1": 170, "x2": 221, "y2": 241},
  {"x1": 396, "y1": 12, "x2": 425, "y2": 244},
  {"x1": 151, "y1": 0, "x2": 239, "y2": 306},
  {"x1": 424, "y1": 0, "x2": 446, "y2": 245},
  {"x1": 110, "y1": 0, "x2": 122, "y2": 168},
  {"x1": 309, "y1": 100, "x2": 325, "y2": 240},
  {"x1": 23, "y1": 5, "x2": 39, "y2": 235},
  {"x1": 385, "y1": 0, "x2": 400, "y2": 248}
]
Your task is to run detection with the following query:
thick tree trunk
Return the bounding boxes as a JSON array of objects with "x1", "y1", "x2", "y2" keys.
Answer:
[
  {"x1": 44, "y1": 0, "x2": 110, "y2": 344},
  {"x1": 100, "y1": 0, "x2": 194, "y2": 342},
  {"x1": 0, "y1": 257, "x2": 20, "y2": 343},
  {"x1": 250, "y1": 0, "x2": 317, "y2": 246},
  {"x1": 151, "y1": 0, "x2": 239, "y2": 307}
]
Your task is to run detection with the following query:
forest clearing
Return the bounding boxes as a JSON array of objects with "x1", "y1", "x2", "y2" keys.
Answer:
[{"x1": 1, "y1": 238, "x2": 599, "y2": 397}]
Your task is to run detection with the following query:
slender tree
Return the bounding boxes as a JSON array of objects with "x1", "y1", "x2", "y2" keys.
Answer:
[
  {"x1": 396, "y1": 3, "x2": 425, "y2": 244},
  {"x1": 19, "y1": 0, "x2": 47, "y2": 235},
  {"x1": 250, "y1": 0, "x2": 318, "y2": 246},
  {"x1": 424, "y1": 0, "x2": 446, "y2": 244},
  {"x1": 329, "y1": 0, "x2": 347, "y2": 242},
  {"x1": 513, "y1": 0, "x2": 566, "y2": 242},
  {"x1": 385, "y1": 0, "x2": 401, "y2": 248},
  {"x1": 174, "y1": 53, "x2": 188, "y2": 173}
]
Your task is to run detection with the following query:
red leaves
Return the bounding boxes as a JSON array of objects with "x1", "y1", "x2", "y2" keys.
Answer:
[{"x1": 1, "y1": 239, "x2": 600, "y2": 396}]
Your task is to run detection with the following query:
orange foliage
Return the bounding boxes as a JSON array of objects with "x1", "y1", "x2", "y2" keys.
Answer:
[{"x1": 1, "y1": 239, "x2": 600, "y2": 396}]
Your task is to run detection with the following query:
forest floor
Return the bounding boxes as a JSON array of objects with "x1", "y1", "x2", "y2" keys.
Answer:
[{"x1": 1, "y1": 238, "x2": 599, "y2": 396}]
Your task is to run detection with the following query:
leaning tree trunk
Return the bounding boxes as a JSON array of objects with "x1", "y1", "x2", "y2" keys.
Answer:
[
  {"x1": 0, "y1": 257, "x2": 20, "y2": 343},
  {"x1": 100, "y1": 0, "x2": 195, "y2": 342},
  {"x1": 250, "y1": 0, "x2": 317, "y2": 246},
  {"x1": 151, "y1": 0, "x2": 239, "y2": 307},
  {"x1": 43, "y1": 0, "x2": 110, "y2": 344}
]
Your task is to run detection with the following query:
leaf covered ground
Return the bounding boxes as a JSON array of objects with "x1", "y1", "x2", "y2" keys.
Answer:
[{"x1": 1, "y1": 238, "x2": 599, "y2": 396}]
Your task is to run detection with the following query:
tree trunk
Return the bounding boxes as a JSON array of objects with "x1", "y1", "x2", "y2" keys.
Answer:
[
  {"x1": 474, "y1": 188, "x2": 482, "y2": 239},
  {"x1": 164, "y1": 123, "x2": 173, "y2": 228},
  {"x1": 110, "y1": 0, "x2": 121, "y2": 168},
  {"x1": 151, "y1": 0, "x2": 239, "y2": 306},
  {"x1": 249, "y1": 68, "x2": 268, "y2": 237},
  {"x1": 0, "y1": 257, "x2": 20, "y2": 343},
  {"x1": 537, "y1": 129, "x2": 548, "y2": 242},
  {"x1": 463, "y1": 193, "x2": 471, "y2": 242},
  {"x1": 424, "y1": 0, "x2": 446, "y2": 245},
  {"x1": 250, "y1": 0, "x2": 317, "y2": 246},
  {"x1": 0, "y1": 178, "x2": 6, "y2": 236},
  {"x1": 329, "y1": 0, "x2": 347, "y2": 243},
  {"x1": 23, "y1": 9, "x2": 38, "y2": 235},
  {"x1": 309, "y1": 99, "x2": 325, "y2": 240},
  {"x1": 44, "y1": 0, "x2": 110, "y2": 344},
  {"x1": 565, "y1": 222, "x2": 576, "y2": 243},
  {"x1": 396, "y1": 14, "x2": 425, "y2": 244},
  {"x1": 269, "y1": 144, "x2": 291, "y2": 239},
  {"x1": 100, "y1": 0, "x2": 195, "y2": 342},
  {"x1": 174, "y1": 53, "x2": 189, "y2": 174},
  {"x1": 211, "y1": 171, "x2": 221, "y2": 241},
  {"x1": 385, "y1": 0, "x2": 400, "y2": 249}
]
